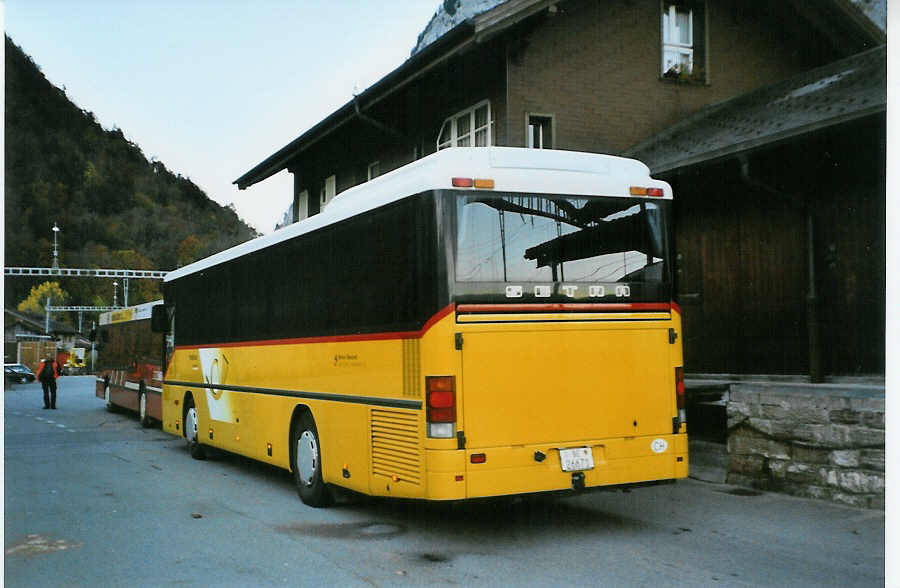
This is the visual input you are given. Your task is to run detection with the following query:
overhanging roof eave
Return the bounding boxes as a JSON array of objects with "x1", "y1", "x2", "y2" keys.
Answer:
[
  {"x1": 626, "y1": 46, "x2": 886, "y2": 177},
  {"x1": 649, "y1": 105, "x2": 885, "y2": 176}
]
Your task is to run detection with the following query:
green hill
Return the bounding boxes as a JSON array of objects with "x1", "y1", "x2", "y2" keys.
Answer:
[{"x1": 4, "y1": 36, "x2": 259, "y2": 311}]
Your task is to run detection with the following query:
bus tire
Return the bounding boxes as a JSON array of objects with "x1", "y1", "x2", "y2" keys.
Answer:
[
  {"x1": 291, "y1": 412, "x2": 332, "y2": 507},
  {"x1": 138, "y1": 383, "x2": 151, "y2": 428},
  {"x1": 184, "y1": 396, "x2": 206, "y2": 460},
  {"x1": 104, "y1": 377, "x2": 115, "y2": 412}
]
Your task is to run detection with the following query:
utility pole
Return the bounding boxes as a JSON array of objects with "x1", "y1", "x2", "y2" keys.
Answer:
[{"x1": 90, "y1": 320, "x2": 96, "y2": 372}]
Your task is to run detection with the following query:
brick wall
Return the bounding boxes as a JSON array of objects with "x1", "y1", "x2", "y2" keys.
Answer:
[
  {"x1": 506, "y1": 0, "x2": 828, "y2": 152},
  {"x1": 727, "y1": 383, "x2": 885, "y2": 509}
]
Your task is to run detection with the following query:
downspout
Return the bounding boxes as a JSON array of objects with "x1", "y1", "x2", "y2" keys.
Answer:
[
  {"x1": 505, "y1": 39, "x2": 510, "y2": 146},
  {"x1": 738, "y1": 156, "x2": 822, "y2": 382},
  {"x1": 805, "y1": 214, "x2": 822, "y2": 382},
  {"x1": 352, "y1": 94, "x2": 405, "y2": 141}
]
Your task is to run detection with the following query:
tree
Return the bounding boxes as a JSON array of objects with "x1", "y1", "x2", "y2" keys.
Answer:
[
  {"x1": 177, "y1": 235, "x2": 205, "y2": 267},
  {"x1": 4, "y1": 37, "x2": 257, "y2": 307},
  {"x1": 17, "y1": 281, "x2": 70, "y2": 316}
]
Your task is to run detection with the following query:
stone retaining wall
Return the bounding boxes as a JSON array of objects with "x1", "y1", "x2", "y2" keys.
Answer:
[{"x1": 726, "y1": 383, "x2": 885, "y2": 509}]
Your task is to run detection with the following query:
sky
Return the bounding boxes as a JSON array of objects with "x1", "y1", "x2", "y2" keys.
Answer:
[{"x1": 3, "y1": 0, "x2": 443, "y2": 234}]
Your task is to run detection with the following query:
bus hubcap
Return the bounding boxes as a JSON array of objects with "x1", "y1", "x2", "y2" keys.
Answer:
[
  {"x1": 187, "y1": 407, "x2": 198, "y2": 442},
  {"x1": 296, "y1": 431, "x2": 318, "y2": 487}
]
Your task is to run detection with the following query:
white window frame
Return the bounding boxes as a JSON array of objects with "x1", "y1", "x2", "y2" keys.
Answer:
[
  {"x1": 297, "y1": 189, "x2": 308, "y2": 221},
  {"x1": 526, "y1": 113, "x2": 554, "y2": 149},
  {"x1": 662, "y1": 4, "x2": 693, "y2": 76},
  {"x1": 437, "y1": 100, "x2": 492, "y2": 151},
  {"x1": 367, "y1": 161, "x2": 380, "y2": 181},
  {"x1": 320, "y1": 175, "x2": 336, "y2": 208}
]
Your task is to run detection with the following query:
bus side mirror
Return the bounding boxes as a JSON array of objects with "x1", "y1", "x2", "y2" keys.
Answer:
[{"x1": 151, "y1": 305, "x2": 169, "y2": 333}]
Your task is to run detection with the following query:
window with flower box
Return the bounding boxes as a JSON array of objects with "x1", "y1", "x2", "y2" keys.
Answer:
[{"x1": 661, "y1": 1, "x2": 706, "y2": 82}]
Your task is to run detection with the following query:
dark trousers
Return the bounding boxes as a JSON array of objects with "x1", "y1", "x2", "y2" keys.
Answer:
[{"x1": 41, "y1": 378, "x2": 57, "y2": 408}]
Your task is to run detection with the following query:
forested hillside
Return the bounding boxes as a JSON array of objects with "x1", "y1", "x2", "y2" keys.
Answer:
[{"x1": 4, "y1": 36, "x2": 258, "y2": 311}]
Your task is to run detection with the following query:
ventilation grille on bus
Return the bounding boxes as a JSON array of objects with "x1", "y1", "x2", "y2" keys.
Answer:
[
  {"x1": 402, "y1": 339, "x2": 421, "y2": 397},
  {"x1": 371, "y1": 409, "x2": 421, "y2": 485}
]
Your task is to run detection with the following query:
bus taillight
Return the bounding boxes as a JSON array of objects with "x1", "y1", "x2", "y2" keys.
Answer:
[
  {"x1": 675, "y1": 367, "x2": 686, "y2": 427},
  {"x1": 451, "y1": 177, "x2": 495, "y2": 189},
  {"x1": 426, "y1": 375, "x2": 456, "y2": 438},
  {"x1": 629, "y1": 186, "x2": 664, "y2": 197}
]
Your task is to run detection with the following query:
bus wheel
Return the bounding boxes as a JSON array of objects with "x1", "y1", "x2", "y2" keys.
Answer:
[
  {"x1": 184, "y1": 397, "x2": 206, "y2": 460},
  {"x1": 138, "y1": 384, "x2": 151, "y2": 428},
  {"x1": 104, "y1": 378, "x2": 115, "y2": 412},
  {"x1": 291, "y1": 413, "x2": 332, "y2": 507}
]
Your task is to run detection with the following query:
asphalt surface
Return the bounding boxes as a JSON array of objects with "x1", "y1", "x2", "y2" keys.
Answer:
[{"x1": 4, "y1": 376, "x2": 886, "y2": 587}]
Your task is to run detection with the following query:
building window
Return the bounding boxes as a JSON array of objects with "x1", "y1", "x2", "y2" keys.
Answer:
[
  {"x1": 661, "y1": 2, "x2": 705, "y2": 81},
  {"x1": 437, "y1": 100, "x2": 492, "y2": 150},
  {"x1": 367, "y1": 161, "x2": 380, "y2": 181},
  {"x1": 527, "y1": 115, "x2": 553, "y2": 149},
  {"x1": 320, "y1": 175, "x2": 336, "y2": 208}
]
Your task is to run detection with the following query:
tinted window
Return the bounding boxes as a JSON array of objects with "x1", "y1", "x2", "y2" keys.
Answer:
[
  {"x1": 456, "y1": 194, "x2": 669, "y2": 283},
  {"x1": 172, "y1": 194, "x2": 440, "y2": 345},
  {"x1": 96, "y1": 320, "x2": 159, "y2": 369}
]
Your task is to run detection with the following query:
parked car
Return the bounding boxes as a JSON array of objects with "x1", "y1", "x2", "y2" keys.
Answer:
[{"x1": 5, "y1": 363, "x2": 36, "y2": 384}]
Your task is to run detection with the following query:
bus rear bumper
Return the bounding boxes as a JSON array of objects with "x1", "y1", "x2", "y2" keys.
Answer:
[{"x1": 425, "y1": 433, "x2": 688, "y2": 501}]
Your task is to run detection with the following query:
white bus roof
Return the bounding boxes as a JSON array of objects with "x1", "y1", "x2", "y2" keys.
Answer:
[
  {"x1": 166, "y1": 147, "x2": 671, "y2": 282},
  {"x1": 98, "y1": 299, "x2": 163, "y2": 326}
]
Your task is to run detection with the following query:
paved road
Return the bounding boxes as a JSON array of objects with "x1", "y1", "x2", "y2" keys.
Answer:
[{"x1": 4, "y1": 376, "x2": 885, "y2": 587}]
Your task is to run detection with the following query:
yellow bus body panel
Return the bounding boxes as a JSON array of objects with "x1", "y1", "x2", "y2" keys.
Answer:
[{"x1": 161, "y1": 307, "x2": 687, "y2": 501}]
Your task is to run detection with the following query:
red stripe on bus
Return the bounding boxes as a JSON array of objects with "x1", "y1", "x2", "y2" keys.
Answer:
[
  {"x1": 456, "y1": 302, "x2": 671, "y2": 313},
  {"x1": 177, "y1": 303, "x2": 456, "y2": 350},
  {"x1": 670, "y1": 300, "x2": 682, "y2": 316}
]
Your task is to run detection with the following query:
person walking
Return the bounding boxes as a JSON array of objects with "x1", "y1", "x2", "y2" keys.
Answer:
[{"x1": 38, "y1": 355, "x2": 60, "y2": 410}]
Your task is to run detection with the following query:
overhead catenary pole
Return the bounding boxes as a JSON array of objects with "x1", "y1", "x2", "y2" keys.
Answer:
[{"x1": 51, "y1": 223, "x2": 60, "y2": 269}]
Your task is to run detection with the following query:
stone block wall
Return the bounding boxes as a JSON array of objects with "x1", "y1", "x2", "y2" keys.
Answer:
[{"x1": 726, "y1": 383, "x2": 885, "y2": 509}]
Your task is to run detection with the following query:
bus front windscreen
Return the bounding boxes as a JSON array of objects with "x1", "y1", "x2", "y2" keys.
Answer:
[{"x1": 454, "y1": 193, "x2": 671, "y2": 302}]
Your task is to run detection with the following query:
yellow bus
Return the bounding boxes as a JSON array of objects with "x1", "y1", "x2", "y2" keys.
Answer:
[{"x1": 152, "y1": 147, "x2": 687, "y2": 506}]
